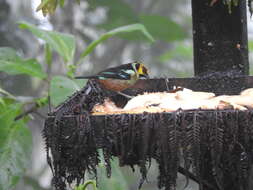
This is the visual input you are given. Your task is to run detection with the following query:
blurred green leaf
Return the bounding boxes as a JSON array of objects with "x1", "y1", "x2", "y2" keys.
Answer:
[
  {"x1": 87, "y1": 1, "x2": 186, "y2": 42},
  {"x1": 19, "y1": 22, "x2": 76, "y2": 62},
  {"x1": 79, "y1": 24, "x2": 154, "y2": 60},
  {"x1": 36, "y1": 0, "x2": 51, "y2": 12},
  {"x1": 75, "y1": 180, "x2": 97, "y2": 190},
  {"x1": 66, "y1": 64, "x2": 77, "y2": 78},
  {"x1": 88, "y1": 0, "x2": 138, "y2": 30},
  {"x1": 0, "y1": 103, "x2": 32, "y2": 190},
  {"x1": 0, "y1": 98, "x2": 4, "y2": 105},
  {"x1": 139, "y1": 15, "x2": 186, "y2": 42},
  {"x1": 0, "y1": 59, "x2": 46, "y2": 79},
  {"x1": 105, "y1": 14, "x2": 186, "y2": 42},
  {"x1": 0, "y1": 47, "x2": 20, "y2": 61},
  {"x1": 0, "y1": 103, "x2": 21, "y2": 145},
  {"x1": 36, "y1": 0, "x2": 57, "y2": 16},
  {"x1": 50, "y1": 76, "x2": 80, "y2": 106},
  {"x1": 59, "y1": 0, "x2": 65, "y2": 7},
  {"x1": 35, "y1": 97, "x2": 48, "y2": 107},
  {"x1": 74, "y1": 78, "x2": 87, "y2": 89},
  {"x1": 249, "y1": 42, "x2": 253, "y2": 75},
  {"x1": 159, "y1": 44, "x2": 193, "y2": 62},
  {"x1": 0, "y1": 47, "x2": 46, "y2": 79},
  {"x1": 36, "y1": 0, "x2": 81, "y2": 16},
  {"x1": 248, "y1": 40, "x2": 253, "y2": 51}
]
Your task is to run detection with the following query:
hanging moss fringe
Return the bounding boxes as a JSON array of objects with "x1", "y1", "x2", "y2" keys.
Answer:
[
  {"x1": 44, "y1": 80, "x2": 253, "y2": 190},
  {"x1": 248, "y1": 0, "x2": 253, "y2": 15},
  {"x1": 209, "y1": 0, "x2": 253, "y2": 15}
]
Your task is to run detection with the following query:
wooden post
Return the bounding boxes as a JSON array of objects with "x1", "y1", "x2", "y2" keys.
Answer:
[
  {"x1": 191, "y1": 0, "x2": 249, "y2": 76},
  {"x1": 191, "y1": 0, "x2": 250, "y2": 189}
]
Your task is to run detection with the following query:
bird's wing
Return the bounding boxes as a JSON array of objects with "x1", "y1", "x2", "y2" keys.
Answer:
[
  {"x1": 97, "y1": 63, "x2": 135, "y2": 80},
  {"x1": 97, "y1": 70, "x2": 132, "y2": 80}
]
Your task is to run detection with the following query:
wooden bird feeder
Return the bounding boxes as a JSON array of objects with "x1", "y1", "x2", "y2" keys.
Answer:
[{"x1": 44, "y1": 0, "x2": 253, "y2": 190}]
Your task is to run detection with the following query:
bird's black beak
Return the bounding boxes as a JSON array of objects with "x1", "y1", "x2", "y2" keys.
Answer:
[{"x1": 139, "y1": 74, "x2": 149, "y2": 79}]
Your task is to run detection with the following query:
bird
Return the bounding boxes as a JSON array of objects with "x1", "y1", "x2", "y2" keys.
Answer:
[{"x1": 75, "y1": 62, "x2": 149, "y2": 98}]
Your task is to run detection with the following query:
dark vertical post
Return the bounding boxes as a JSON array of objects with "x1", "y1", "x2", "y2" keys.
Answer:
[
  {"x1": 191, "y1": 0, "x2": 249, "y2": 76},
  {"x1": 191, "y1": 1, "x2": 249, "y2": 189}
]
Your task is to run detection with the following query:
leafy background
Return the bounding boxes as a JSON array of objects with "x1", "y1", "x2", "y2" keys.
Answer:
[{"x1": 0, "y1": 0, "x2": 253, "y2": 190}]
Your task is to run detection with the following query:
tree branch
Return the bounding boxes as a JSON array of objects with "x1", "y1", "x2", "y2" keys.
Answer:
[{"x1": 14, "y1": 103, "x2": 39, "y2": 121}]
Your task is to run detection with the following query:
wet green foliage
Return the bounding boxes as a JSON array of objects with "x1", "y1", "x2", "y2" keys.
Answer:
[
  {"x1": 0, "y1": 101, "x2": 32, "y2": 190},
  {"x1": 0, "y1": 3, "x2": 156, "y2": 189}
]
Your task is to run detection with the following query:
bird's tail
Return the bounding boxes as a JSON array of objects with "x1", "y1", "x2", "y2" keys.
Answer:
[{"x1": 75, "y1": 75, "x2": 98, "y2": 79}]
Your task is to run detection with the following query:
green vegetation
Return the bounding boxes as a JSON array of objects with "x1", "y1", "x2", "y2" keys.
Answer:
[{"x1": 0, "y1": 4, "x2": 158, "y2": 188}]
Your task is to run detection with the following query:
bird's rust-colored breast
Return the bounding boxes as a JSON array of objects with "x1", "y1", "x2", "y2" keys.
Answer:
[{"x1": 98, "y1": 79, "x2": 135, "y2": 92}]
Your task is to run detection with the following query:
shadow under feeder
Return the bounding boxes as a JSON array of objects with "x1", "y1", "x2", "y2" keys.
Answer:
[{"x1": 44, "y1": 1, "x2": 253, "y2": 190}]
